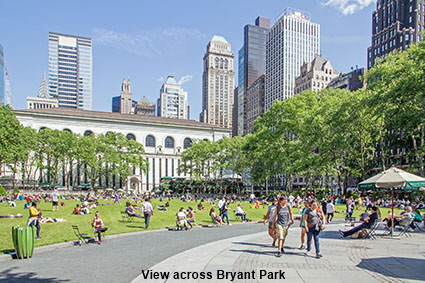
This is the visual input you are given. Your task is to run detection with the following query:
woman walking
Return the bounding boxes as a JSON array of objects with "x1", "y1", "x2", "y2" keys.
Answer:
[
  {"x1": 303, "y1": 201, "x2": 325, "y2": 258},
  {"x1": 299, "y1": 200, "x2": 310, "y2": 250}
]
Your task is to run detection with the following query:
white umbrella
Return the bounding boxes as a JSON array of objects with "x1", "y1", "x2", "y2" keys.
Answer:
[{"x1": 358, "y1": 166, "x2": 425, "y2": 236}]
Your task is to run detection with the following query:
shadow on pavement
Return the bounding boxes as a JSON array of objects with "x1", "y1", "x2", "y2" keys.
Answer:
[
  {"x1": 356, "y1": 257, "x2": 425, "y2": 281},
  {"x1": 229, "y1": 249, "x2": 275, "y2": 256},
  {"x1": 321, "y1": 230, "x2": 347, "y2": 239},
  {"x1": 0, "y1": 268, "x2": 70, "y2": 283},
  {"x1": 232, "y1": 241, "x2": 270, "y2": 248}
]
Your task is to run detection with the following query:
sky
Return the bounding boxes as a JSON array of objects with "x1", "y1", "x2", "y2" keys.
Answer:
[{"x1": 0, "y1": 0, "x2": 377, "y2": 120}]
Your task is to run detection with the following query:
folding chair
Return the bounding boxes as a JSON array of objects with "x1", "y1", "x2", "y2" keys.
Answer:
[
  {"x1": 234, "y1": 211, "x2": 242, "y2": 222},
  {"x1": 72, "y1": 225, "x2": 90, "y2": 245},
  {"x1": 413, "y1": 221, "x2": 424, "y2": 232},
  {"x1": 121, "y1": 211, "x2": 134, "y2": 223},
  {"x1": 364, "y1": 221, "x2": 380, "y2": 239},
  {"x1": 397, "y1": 220, "x2": 413, "y2": 238}
]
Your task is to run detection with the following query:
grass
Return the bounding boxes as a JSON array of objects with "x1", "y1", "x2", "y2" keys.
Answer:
[{"x1": 0, "y1": 199, "x2": 403, "y2": 254}]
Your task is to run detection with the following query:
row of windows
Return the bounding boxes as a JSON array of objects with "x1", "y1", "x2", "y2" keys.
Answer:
[{"x1": 51, "y1": 129, "x2": 195, "y2": 149}]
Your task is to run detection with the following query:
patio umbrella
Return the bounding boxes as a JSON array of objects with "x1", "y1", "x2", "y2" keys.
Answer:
[{"x1": 358, "y1": 166, "x2": 425, "y2": 236}]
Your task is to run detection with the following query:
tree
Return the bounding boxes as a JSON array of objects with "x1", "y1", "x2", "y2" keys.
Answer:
[{"x1": 365, "y1": 40, "x2": 425, "y2": 175}]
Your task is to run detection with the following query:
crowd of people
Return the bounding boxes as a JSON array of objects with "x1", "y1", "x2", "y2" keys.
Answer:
[{"x1": 1, "y1": 188, "x2": 424, "y2": 250}]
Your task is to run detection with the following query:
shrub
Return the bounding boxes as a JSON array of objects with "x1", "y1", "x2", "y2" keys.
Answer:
[{"x1": 0, "y1": 186, "x2": 6, "y2": 196}]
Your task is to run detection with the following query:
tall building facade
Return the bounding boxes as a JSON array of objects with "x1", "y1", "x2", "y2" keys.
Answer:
[
  {"x1": 367, "y1": 0, "x2": 425, "y2": 69},
  {"x1": 157, "y1": 76, "x2": 189, "y2": 119},
  {"x1": 265, "y1": 8, "x2": 320, "y2": 111},
  {"x1": 48, "y1": 32, "x2": 92, "y2": 110},
  {"x1": 201, "y1": 35, "x2": 235, "y2": 129},
  {"x1": 0, "y1": 44, "x2": 4, "y2": 105},
  {"x1": 294, "y1": 54, "x2": 338, "y2": 95},
  {"x1": 245, "y1": 74, "x2": 265, "y2": 134},
  {"x1": 237, "y1": 17, "x2": 270, "y2": 136},
  {"x1": 120, "y1": 78, "x2": 133, "y2": 114}
]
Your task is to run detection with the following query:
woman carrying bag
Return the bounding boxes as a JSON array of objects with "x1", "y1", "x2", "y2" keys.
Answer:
[{"x1": 303, "y1": 201, "x2": 325, "y2": 258}]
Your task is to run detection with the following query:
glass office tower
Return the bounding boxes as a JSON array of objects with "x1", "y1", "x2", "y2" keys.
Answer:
[
  {"x1": 265, "y1": 8, "x2": 320, "y2": 111},
  {"x1": 48, "y1": 32, "x2": 92, "y2": 110},
  {"x1": 237, "y1": 16, "x2": 269, "y2": 136}
]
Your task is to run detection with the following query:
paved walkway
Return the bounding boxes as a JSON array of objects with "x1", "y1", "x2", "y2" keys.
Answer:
[
  {"x1": 133, "y1": 222, "x2": 425, "y2": 283},
  {"x1": 1, "y1": 221, "x2": 424, "y2": 283}
]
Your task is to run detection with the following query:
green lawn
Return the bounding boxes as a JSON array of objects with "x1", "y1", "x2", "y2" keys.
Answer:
[{"x1": 0, "y1": 199, "x2": 402, "y2": 254}]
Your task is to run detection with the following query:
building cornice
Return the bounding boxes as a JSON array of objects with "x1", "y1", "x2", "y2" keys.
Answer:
[{"x1": 14, "y1": 109, "x2": 231, "y2": 133}]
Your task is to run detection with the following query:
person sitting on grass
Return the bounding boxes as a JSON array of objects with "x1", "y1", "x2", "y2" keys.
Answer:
[
  {"x1": 197, "y1": 202, "x2": 205, "y2": 210},
  {"x1": 209, "y1": 208, "x2": 223, "y2": 226},
  {"x1": 126, "y1": 203, "x2": 143, "y2": 218},
  {"x1": 72, "y1": 204, "x2": 81, "y2": 215}
]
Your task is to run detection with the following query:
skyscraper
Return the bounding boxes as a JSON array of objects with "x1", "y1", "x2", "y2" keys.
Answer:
[
  {"x1": 265, "y1": 8, "x2": 320, "y2": 111},
  {"x1": 120, "y1": 78, "x2": 133, "y2": 114},
  {"x1": 157, "y1": 76, "x2": 189, "y2": 119},
  {"x1": 201, "y1": 35, "x2": 235, "y2": 129},
  {"x1": 48, "y1": 32, "x2": 92, "y2": 110},
  {"x1": 0, "y1": 44, "x2": 4, "y2": 105},
  {"x1": 367, "y1": 0, "x2": 425, "y2": 69},
  {"x1": 237, "y1": 17, "x2": 270, "y2": 136}
]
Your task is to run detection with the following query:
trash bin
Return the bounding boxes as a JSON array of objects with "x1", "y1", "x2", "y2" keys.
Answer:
[{"x1": 12, "y1": 226, "x2": 35, "y2": 259}]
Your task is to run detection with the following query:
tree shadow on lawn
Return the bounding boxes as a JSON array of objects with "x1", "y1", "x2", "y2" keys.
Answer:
[{"x1": 0, "y1": 267, "x2": 70, "y2": 283}]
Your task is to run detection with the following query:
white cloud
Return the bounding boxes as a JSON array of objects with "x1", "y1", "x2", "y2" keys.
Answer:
[
  {"x1": 91, "y1": 27, "x2": 206, "y2": 58},
  {"x1": 178, "y1": 74, "x2": 193, "y2": 85},
  {"x1": 157, "y1": 77, "x2": 165, "y2": 82},
  {"x1": 321, "y1": 0, "x2": 376, "y2": 15}
]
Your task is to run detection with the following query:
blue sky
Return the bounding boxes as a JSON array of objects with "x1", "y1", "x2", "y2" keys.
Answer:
[{"x1": 1, "y1": 0, "x2": 376, "y2": 119}]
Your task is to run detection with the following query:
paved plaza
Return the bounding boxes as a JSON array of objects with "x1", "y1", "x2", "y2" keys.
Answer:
[{"x1": 1, "y1": 221, "x2": 424, "y2": 283}]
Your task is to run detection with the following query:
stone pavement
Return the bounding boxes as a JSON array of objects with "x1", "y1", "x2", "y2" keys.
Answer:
[
  {"x1": 134, "y1": 222, "x2": 425, "y2": 283},
  {"x1": 0, "y1": 220, "x2": 424, "y2": 283}
]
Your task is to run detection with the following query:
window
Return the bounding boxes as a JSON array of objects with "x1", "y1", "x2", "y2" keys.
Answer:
[
  {"x1": 165, "y1": 136, "x2": 174, "y2": 148},
  {"x1": 63, "y1": 128, "x2": 72, "y2": 133},
  {"x1": 183, "y1": 138, "x2": 192, "y2": 149},
  {"x1": 126, "y1": 133, "x2": 136, "y2": 141},
  {"x1": 84, "y1": 130, "x2": 93, "y2": 136},
  {"x1": 146, "y1": 135, "x2": 155, "y2": 147}
]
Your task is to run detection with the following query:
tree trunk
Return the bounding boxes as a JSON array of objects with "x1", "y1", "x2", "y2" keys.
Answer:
[{"x1": 411, "y1": 132, "x2": 424, "y2": 176}]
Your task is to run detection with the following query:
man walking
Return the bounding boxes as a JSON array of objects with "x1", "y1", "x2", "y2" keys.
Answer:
[
  {"x1": 51, "y1": 189, "x2": 60, "y2": 211},
  {"x1": 142, "y1": 198, "x2": 153, "y2": 229},
  {"x1": 272, "y1": 196, "x2": 294, "y2": 257}
]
